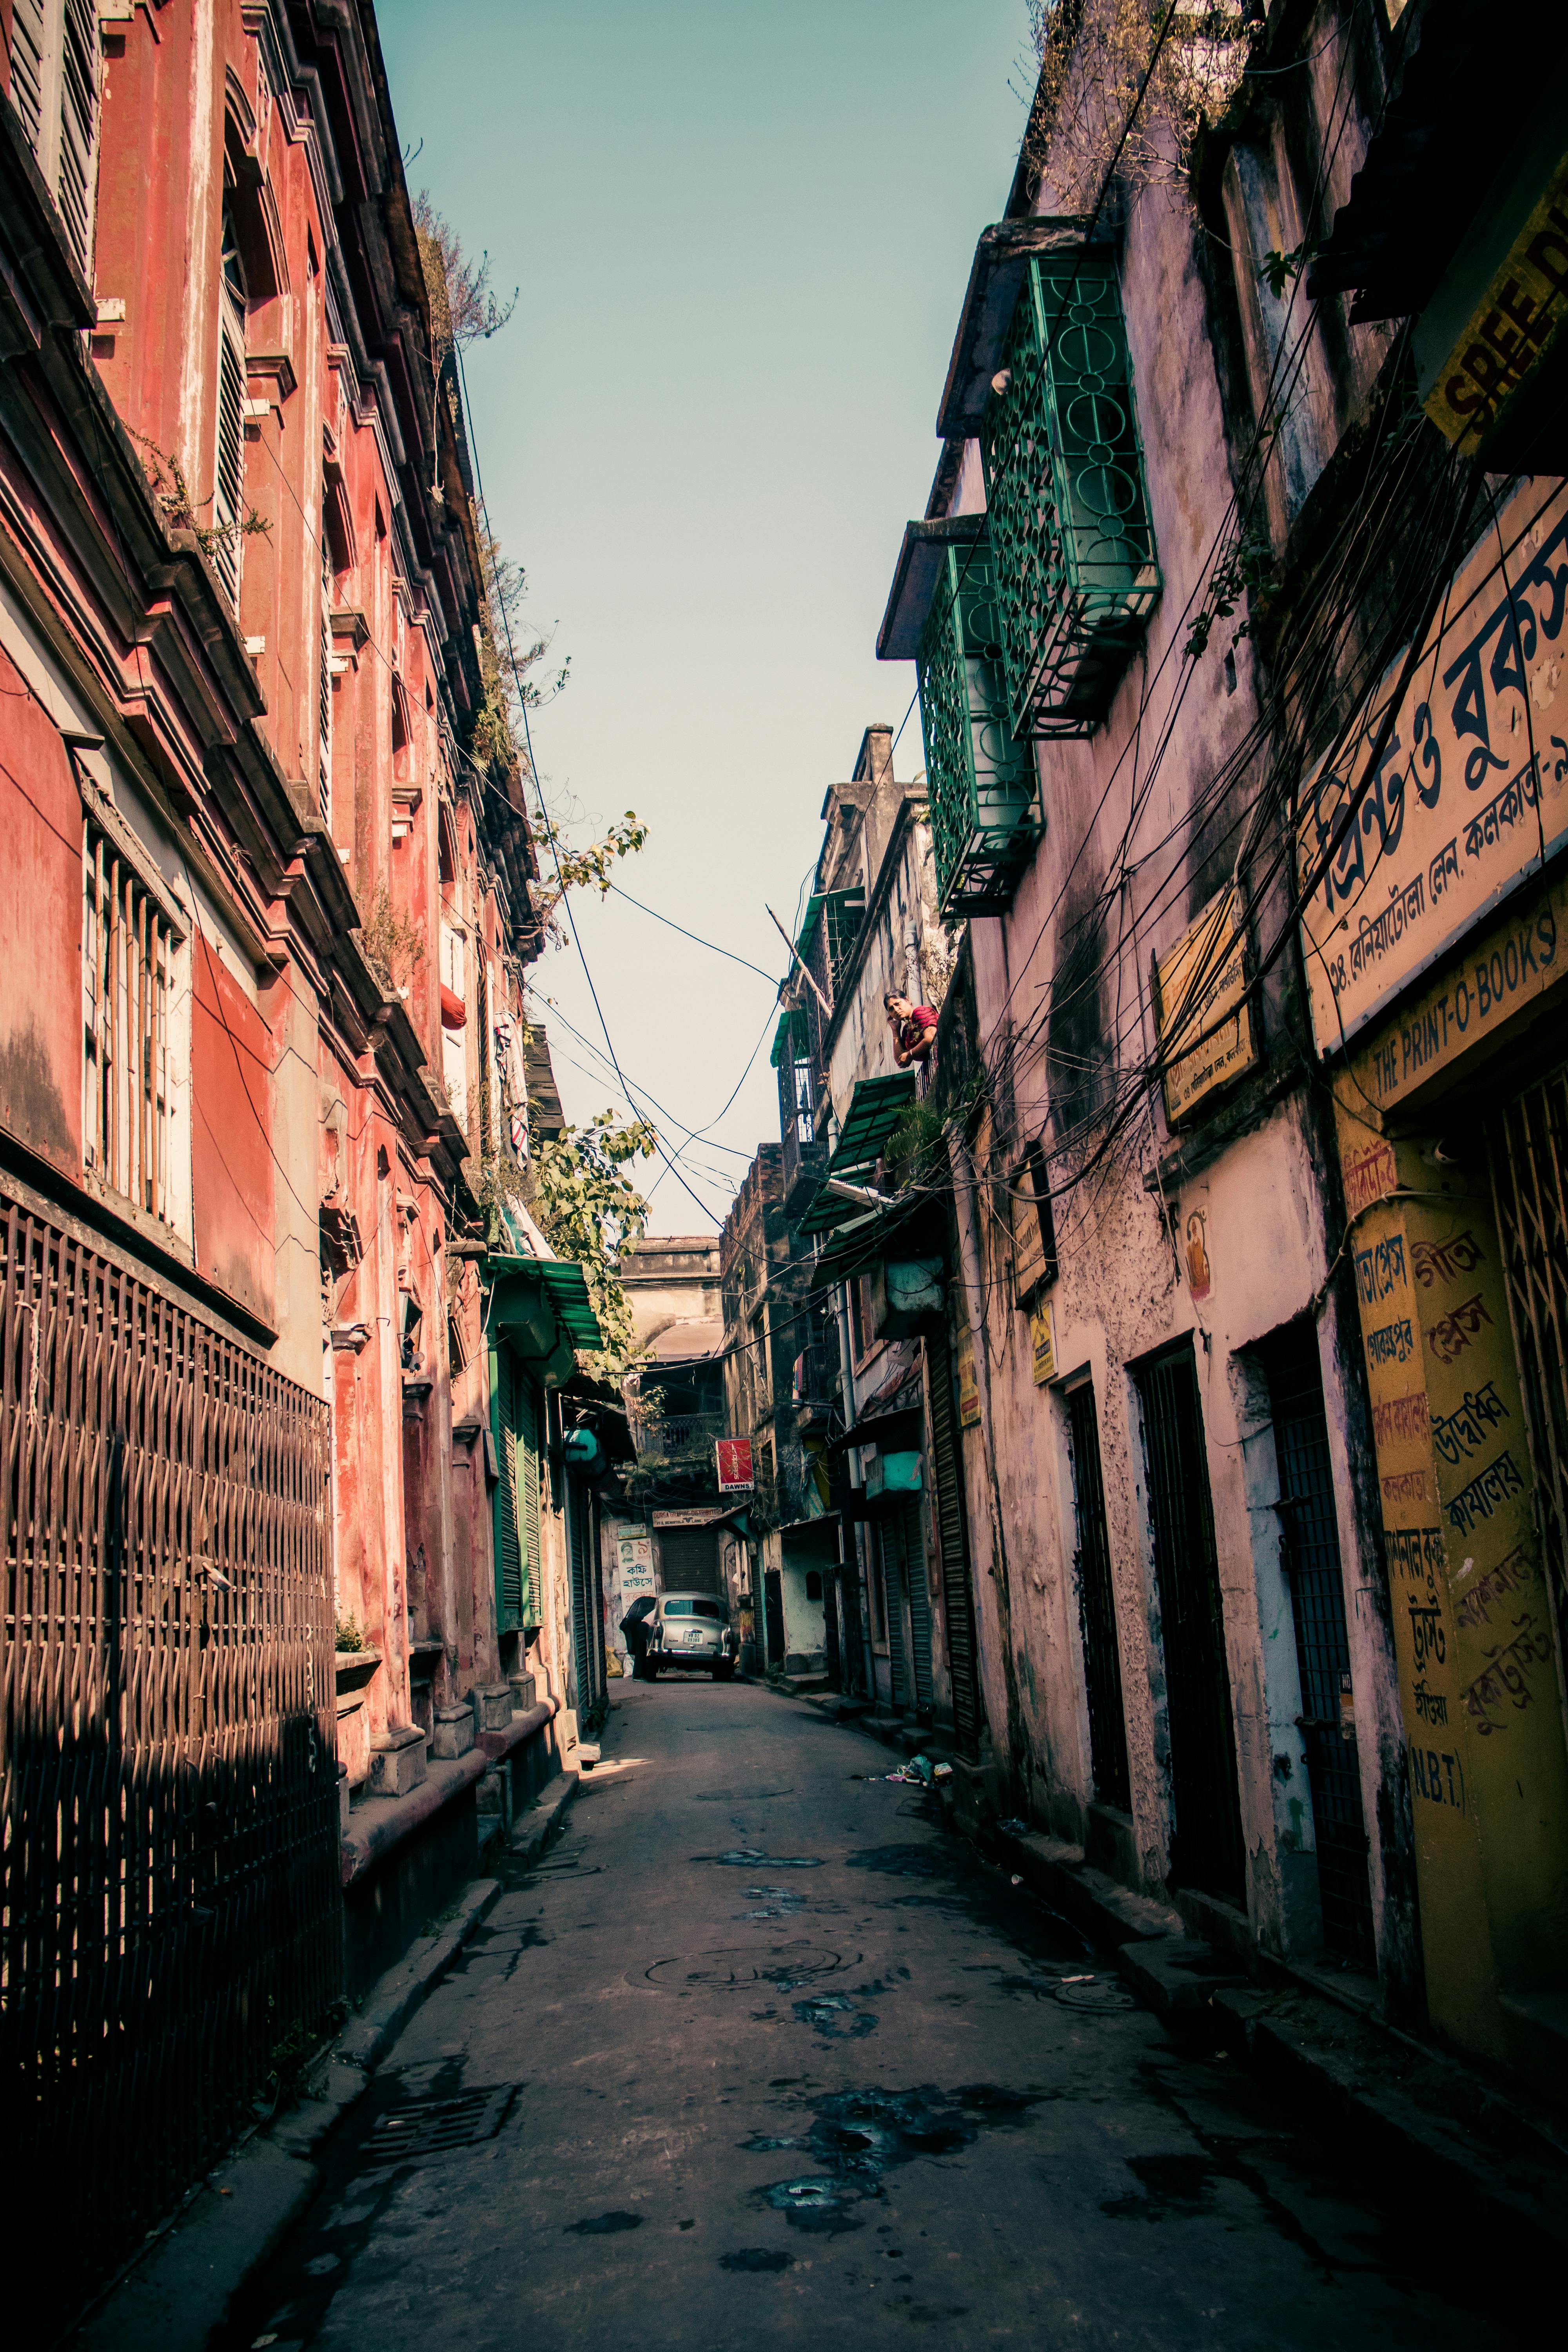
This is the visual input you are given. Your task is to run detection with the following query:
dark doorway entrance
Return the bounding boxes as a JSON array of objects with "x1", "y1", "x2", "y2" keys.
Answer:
[
  {"x1": 1136, "y1": 1345, "x2": 1246, "y2": 1899},
  {"x1": 763, "y1": 1566, "x2": 786, "y2": 1667},
  {"x1": 1064, "y1": 1376, "x2": 1131, "y2": 1812},
  {"x1": 1260, "y1": 1322, "x2": 1374, "y2": 1967}
]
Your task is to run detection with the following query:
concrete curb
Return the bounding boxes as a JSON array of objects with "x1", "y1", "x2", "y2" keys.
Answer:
[
  {"x1": 69, "y1": 1875, "x2": 503, "y2": 2352},
  {"x1": 508, "y1": 1764, "x2": 580, "y2": 1867}
]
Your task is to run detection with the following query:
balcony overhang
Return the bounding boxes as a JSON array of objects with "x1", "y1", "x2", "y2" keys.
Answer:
[
  {"x1": 877, "y1": 513, "x2": 986, "y2": 664},
  {"x1": 485, "y1": 1252, "x2": 603, "y2": 1372},
  {"x1": 829, "y1": 1072, "x2": 916, "y2": 1177},
  {"x1": 935, "y1": 215, "x2": 1098, "y2": 441}
]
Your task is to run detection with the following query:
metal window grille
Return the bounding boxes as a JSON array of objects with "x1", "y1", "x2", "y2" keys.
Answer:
[
  {"x1": 916, "y1": 535, "x2": 1043, "y2": 915},
  {"x1": 319, "y1": 499, "x2": 333, "y2": 826},
  {"x1": 981, "y1": 251, "x2": 1160, "y2": 739},
  {"x1": 1135, "y1": 1345, "x2": 1247, "y2": 1897},
  {"x1": 83, "y1": 822, "x2": 177, "y2": 1224},
  {"x1": 1260, "y1": 1322, "x2": 1374, "y2": 1967},
  {"x1": 0, "y1": 1187, "x2": 337, "y2": 2328},
  {"x1": 212, "y1": 218, "x2": 247, "y2": 608},
  {"x1": 927, "y1": 1326, "x2": 981, "y2": 1750},
  {"x1": 1490, "y1": 1063, "x2": 1568, "y2": 1691},
  {"x1": 1064, "y1": 1379, "x2": 1131, "y2": 1813}
]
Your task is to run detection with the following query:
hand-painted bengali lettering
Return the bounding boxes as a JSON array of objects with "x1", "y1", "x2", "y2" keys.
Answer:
[
  {"x1": 1354, "y1": 1232, "x2": 1409, "y2": 1304},
  {"x1": 1385, "y1": 1524, "x2": 1447, "y2": 1584},
  {"x1": 1367, "y1": 1315, "x2": 1416, "y2": 1367},
  {"x1": 1412, "y1": 1679, "x2": 1449, "y2": 1727},
  {"x1": 1461, "y1": 751, "x2": 1541, "y2": 862},
  {"x1": 1410, "y1": 1229, "x2": 1486, "y2": 1288},
  {"x1": 1372, "y1": 1389, "x2": 1430, "y2": 1445},
  {"x1": 1428, "y1": 837, "x2": 1460, "y2": 898},
  {"x1": 1430, "y1": 1380, "x2": 1510, "y2": 1466},
  {"x1": 1407, "y1": 1597, "x2": 1447, "y2": 1671},
  {"x1": 1348, "y1": 873, "x2": 1428, "y2": 982},
  {"x1": 1453, "y1": 1544, "x2": 1533, "y2": 1631},
  {"x1": 1343, "y1": 1136, "x2": 1397, "y2": 1214},
  {"x1": 1381, "y1": 1467, "x2": 1429, "y2": 1505},
  {"x1": 1426, "y1": 1290, "x2": 1492, "y2": 1365},
  {"x1": 1446, "y1": 1448, "x2": 1526, "y2": 1536},
  {"x1": 1459, "y1": 1612, "x2": 1556, "y2": 1735}
]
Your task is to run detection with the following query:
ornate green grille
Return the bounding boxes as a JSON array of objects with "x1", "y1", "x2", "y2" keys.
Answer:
[
  {"x1": 982, "y1": 252, "x2": 1160, "y2": 738},
  {"x1": 916, "y1": 536, "x2": 1042, "y2": 915}
]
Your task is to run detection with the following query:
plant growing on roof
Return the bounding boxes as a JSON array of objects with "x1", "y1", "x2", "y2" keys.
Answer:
[
  {"x1": 1022, "y1": 0, "x2": 1254, "y2": 211},
  {"x1": 132, "y1": 432, "x2": 271, "y2": 568},
  {"x1": 356, "y1": 884, "x2": 426, "y2": 996},
  {"x1": 532, "y1": 1110, "x2": 658, "y2": 1385}
]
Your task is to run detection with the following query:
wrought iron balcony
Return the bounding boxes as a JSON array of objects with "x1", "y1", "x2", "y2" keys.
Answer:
[
  {"x1": 981, "y1": 249, "x2": 1160, "y2": 739},
  {"x1": 629, "y1": 1409, "x2": 726, "y2": 1467},
  {"x1": 915, "y1": 527, "x2": 1044, "y2": 915}
]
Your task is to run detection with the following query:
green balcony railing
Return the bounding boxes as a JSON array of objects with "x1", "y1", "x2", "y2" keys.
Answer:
[
  {"x1": 916, "y1": 534, "x2": 1044, "y2": 915},
  {"x1": 982, "y1": 251, "x2": 1160, "y2": 739}
]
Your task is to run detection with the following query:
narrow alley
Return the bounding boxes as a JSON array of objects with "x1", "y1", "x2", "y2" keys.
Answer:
[{"x1": 223, "y1": 1681, "x2": 1512, "y2": 2352}]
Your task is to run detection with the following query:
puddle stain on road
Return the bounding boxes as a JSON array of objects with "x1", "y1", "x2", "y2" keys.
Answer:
[{"x1": 751, "y1": 2084, "x2": 1044, "y2": 2233}]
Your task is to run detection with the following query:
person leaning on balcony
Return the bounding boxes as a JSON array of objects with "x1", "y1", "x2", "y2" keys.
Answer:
[{"x1": 886, "y1": 992, "x2": 937, "y2": 1067}]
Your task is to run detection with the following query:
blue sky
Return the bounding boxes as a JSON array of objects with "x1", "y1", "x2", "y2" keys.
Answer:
[{"x1": 378, "y1": 0, "x2": 1031, "y2": 1232}]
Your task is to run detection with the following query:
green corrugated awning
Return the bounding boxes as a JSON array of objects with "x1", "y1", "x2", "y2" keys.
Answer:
[
  {"x1": 770, "y1": 1007, "x2": 808, "y2": 1069},
  {"x1": 486, "y1": 1252, "x2": 603, "y2": 1353},
  {"x1": 534, "y1": 1259, "x2": 603, "y2": 1345},
  {"x1": 796, "y1": 1183, "x2": 866, "y2": 1238},
  {"x1": 828, "y1": 1072, "x2": 916, "y2": 1176}
]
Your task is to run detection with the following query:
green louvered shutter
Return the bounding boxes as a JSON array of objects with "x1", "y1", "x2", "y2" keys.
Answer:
[
  {"x1": 493, "y1": 1348, "x2": 523, "y2": 1628},
  {"x1": 517, "y1": 1367, "x2": 542, "y2": 1626}
]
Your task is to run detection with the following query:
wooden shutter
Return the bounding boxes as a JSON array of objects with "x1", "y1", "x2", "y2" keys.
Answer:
[
  {"x1": 493, "y1": 1348, "x2": 523, "y2": 1626},
  {"x1": 517, "y1": 1366, "x2": 541, "y2": 1624},
  {"x1": 10, "y1": 0, "x2": 47, "y2": 154},
  {"x1": 55, "y1": 0, "x2": 98, "y2": 279}
]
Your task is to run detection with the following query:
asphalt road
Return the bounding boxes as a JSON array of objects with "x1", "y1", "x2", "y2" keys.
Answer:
[{"x1": 226, "y1": 1680, "x2": 1519, "y2": 2350}]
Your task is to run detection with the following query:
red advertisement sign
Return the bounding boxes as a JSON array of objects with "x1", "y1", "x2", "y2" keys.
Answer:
[{"x1": 716, "y1": 1437, "x2": 754, "y2": 1492}]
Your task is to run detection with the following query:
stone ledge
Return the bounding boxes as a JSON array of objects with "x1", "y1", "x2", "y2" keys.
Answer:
[
  {"x1": 336, "y1": 1875, "x2": 501, "y2": 2071},
  {"x1": 340, "y1": 1697, "x2": 558, "y2": 1889}
]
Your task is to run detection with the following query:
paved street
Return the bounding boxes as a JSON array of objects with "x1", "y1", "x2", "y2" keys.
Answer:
[{"x1": 227, "y1": 1684, "x2": 1515, "y2": 2351}]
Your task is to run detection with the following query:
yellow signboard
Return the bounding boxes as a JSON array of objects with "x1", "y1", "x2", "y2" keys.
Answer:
[
  {"x1": 1029, "y1": 1298, "x2": 1056, "y2": 1387},
  {"x1": 1298, "y1": 478, "x2": 1568, "y2": 1056},
  {"x1": 1423, "y1": 156, "x2": 1568, "y2": 451},
  {"x1": 1153, "y1": 887, "x2": 1256, "y2": 1125}
]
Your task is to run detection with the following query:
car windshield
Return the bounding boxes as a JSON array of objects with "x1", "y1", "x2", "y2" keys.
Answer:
[{"x1": 662, "y1": 1598, "x2": 724, "y2": 1621}]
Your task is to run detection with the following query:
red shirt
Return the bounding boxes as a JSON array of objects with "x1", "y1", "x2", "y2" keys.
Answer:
[{"x1": 898, "y1": 1006, "x2": 938, "y2": 1055}]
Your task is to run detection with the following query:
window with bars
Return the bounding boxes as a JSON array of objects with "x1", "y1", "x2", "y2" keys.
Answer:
[
  {"x1": 9, "y1": 0, "x2": 99, "y2": 283},
  {"x1": 319, "y1": 495, "x2": 333, "y2": 826},
  {"x1": 82, "y1": 821, "x2": 183, "y2": 1228},
  {"x1": 212, "y1": 214, "x2": 247, "y2": 610}
]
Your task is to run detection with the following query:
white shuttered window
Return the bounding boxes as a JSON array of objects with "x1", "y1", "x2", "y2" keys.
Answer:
[
  {"x1": 9, "y1": 0, "x2": 100, "y2": 283},
  {"x1": 212, "y1": 214, "x2": 247, "y2": 609},
  {"x1": 83, "y1": 822, "x2": 183, "y2": 1227}
]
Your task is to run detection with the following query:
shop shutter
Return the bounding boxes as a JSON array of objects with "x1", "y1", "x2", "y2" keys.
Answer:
[{"x1": 568, "y1": 1478, "x2": 596, "y2": 1713}]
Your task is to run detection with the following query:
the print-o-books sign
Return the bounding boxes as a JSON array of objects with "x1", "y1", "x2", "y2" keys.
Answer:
[
  {"x1": 1298, "y1": 481, "x2": 1568, "y2": 1055},
  {"x1": 1153, "y1": 887, "x2": 1257, "y2": 1126}
]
